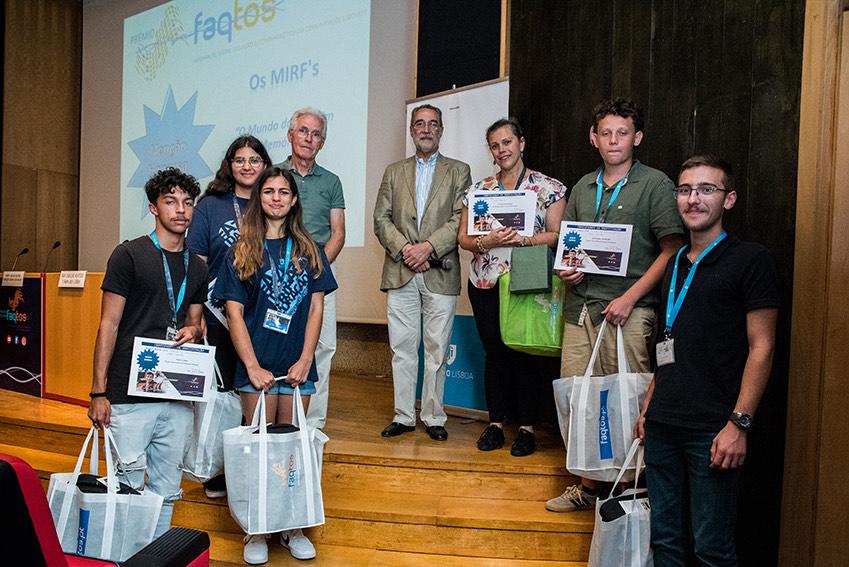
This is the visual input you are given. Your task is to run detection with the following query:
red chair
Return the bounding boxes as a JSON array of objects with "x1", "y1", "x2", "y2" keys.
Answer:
[{"x1": 0, "y1": 453, "x2": 210, "y2": 566}]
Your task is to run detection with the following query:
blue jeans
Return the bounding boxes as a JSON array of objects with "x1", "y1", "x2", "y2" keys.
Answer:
[
  {"x1": 644, "y1": 420, "x2": 739, "y2": 567},
  {"x1": 109, "y1": 402, "x2": 193, "y2": 537}
]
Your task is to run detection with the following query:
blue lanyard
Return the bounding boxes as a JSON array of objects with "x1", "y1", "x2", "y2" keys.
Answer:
[
  {"x1": 498, "y1": 167, "x2": 527, "y2": 191},
  {"x1": 149, "y1": 231, "x2": 189, "y2": 325},
  {"x1": 232, "y1": 194, "x2": 243, "y2": 227},
  {"x1": 664, "y1": 231, "x2": 727, "y2": 334},
  {"x1": 594, "y1": 167, "x2": 631, "y2": 222},
  {"x1": 264, "y1": 237, "x2": 292, "y2": 311}
]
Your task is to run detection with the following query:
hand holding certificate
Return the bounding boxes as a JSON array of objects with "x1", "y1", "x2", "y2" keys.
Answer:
[
  {"x1": 554, "y1": 221, "x2": 633, "y2": 277},
  {"x1": 467, "y1": 190, "x2": 536, "y2": 236},
  {"x1": 128, "y1": 337, "x2": 216, "y2": 402}
]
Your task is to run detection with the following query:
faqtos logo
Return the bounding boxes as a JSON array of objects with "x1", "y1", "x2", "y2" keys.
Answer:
[
  {"x1": 194, "y1": 0, "x2": 282, "y2": 44},
  {"x1": 2, "y1": 289, "x2": 27, "y2": 323}
]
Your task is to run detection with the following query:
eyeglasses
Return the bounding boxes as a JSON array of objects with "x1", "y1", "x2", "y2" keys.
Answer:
[
  {"x1": 232, "y1": 156, "x2": 264, "y2": 166},
  {"x1": 412, "y1": 119, "x2": 442, "y2": 131},
  {"x1": 673, "y1": 183, "x2": 729, "y2": 196},
  {"x1": 295, "y1": 126, "x2": 324, "y2": 141}
]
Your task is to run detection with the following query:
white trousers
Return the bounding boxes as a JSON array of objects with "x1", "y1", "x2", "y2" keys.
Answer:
[
  {"x1": 307, "y1": 262, "x2": 337, "y2": 429},
  {"x1": 386, "y1": 273, "x2": 456, "y2": 427}
]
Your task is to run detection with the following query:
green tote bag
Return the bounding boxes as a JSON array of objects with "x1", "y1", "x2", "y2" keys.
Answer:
[{"x1": 498, "y1": 271, "x2": 564, "y2": 357}]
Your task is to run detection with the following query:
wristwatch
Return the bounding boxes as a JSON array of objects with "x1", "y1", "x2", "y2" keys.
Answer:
[{"x1": 729, "y1": 411, "x2": 753, "y2": 431}]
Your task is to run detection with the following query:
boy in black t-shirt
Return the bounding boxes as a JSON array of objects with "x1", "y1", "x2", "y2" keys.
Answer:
[
  {"x1": 87, "y1": 167, "x2": 208, "y2": 537},
  {"x1": 634, "y1": 156, "x2": 779, "y2": 565}
]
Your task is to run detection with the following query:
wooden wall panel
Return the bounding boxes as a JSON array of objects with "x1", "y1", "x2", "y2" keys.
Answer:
[
  {"x1": 508, "y1": 1, "x2": 804, "y2": 564},
  {"x1": 36, "y1": 169, "x2": 78, "y2": 271},
  {"x1": 1, "y1": 164, "x2": 38, "y2": 270},
  {"x1": 2, "y1": 0, "x2": 81, "y2": 174},
  {"x1": 2, "y1": 0, "x2": 82, "y2": 270},
  {"x1": 814, "y1": 9, "x2": 849, "y2": 562},
  {"x1": 779, "y1": 1, "x2": 842, "y2": 564}
]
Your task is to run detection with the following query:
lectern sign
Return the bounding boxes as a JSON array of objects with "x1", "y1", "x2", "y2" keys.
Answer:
[{"x1": 59, "y1": 271, "x2": 88, "y2": 288}]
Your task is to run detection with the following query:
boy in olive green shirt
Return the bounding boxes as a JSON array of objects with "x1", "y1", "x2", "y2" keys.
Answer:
[{"x1": 547, "y1": 98, "x2": 684, "y2": 513}]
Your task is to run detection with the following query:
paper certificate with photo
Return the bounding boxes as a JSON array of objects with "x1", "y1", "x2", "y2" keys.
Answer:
[
  {"x1": 554, "y1": 221, "x2": 633, "y2": 277},
  {"x1": 467, "y1": 190, "x2": 536, "y2": 236},
  {"x1": 128, "y1": 337, "x2": 216, "y2": 402}
]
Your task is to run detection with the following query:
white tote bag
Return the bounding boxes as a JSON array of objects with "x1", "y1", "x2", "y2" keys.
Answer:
[
  {"x1": 182, "y1": 351, "x2": 242, "y2": 483},
  {"x1": 223, "y1": 387, "x2": 328, "y2": 535},
  {"x1": 588, "y1": 439, "x2": 653, "y2": 567},
  {"x1": 47, "y1": 427, "x2": 163, "y2": 562},
  {"x1": 553, "y1": 320, "x2": 652, "y2": 482}
]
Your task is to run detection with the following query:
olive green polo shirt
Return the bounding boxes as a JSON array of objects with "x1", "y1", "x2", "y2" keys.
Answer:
[
  {"x1": 278, "y1": 158, "x2": 345, "y2": 246},
  {"x1": 563, "y1": 161, "x2": 683, "y2": 325}
]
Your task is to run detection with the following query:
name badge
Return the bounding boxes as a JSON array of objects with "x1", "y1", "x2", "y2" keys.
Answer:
[
  {"x1": 656, "y1": 338, "x2": 675, "y2": 366},
  {"x1": 166, "y1": 326, "x2": 178, "y2": 341},
  {"x1": 263, "y1": 308, "x2": 291, "y2": 334}
]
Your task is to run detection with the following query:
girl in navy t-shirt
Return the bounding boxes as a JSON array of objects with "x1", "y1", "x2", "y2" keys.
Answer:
[{"x1": 214, "y1": 166, "x2": 336, "y2": 563}]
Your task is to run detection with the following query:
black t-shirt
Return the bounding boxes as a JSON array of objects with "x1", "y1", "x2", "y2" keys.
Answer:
[
  {"x1": 101, "y1": 235, "x2": 208, "y2": 404},
  {"x1": 645, "y1": 235, "x2": 779, "y2": 431}
]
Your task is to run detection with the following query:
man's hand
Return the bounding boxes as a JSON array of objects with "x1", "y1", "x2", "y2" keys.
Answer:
[
  {"x1": 556, "y1": 267, "x2": 585, "y2": 286},
  {"x1": 247, "y1": 365, "x2": 276, "y2": 392},
  {"x1": 88, "y1": 397, "x2": 112, "y2": 429},
  {"x1": 633, "y1": 412, "x2": 646, "y2": 444},
  {"x1": 710, "y1": 422, "x2": 747, "y2": 470},
  {"x1": 402, "y1": 242, "x2": 434, "y2": 271},
  {"x1": 602, "y1": 292, "x2": 637, "y2": 326},
  {"x1": 170, "y1": 325, "x2": 199, "y2": 347}
]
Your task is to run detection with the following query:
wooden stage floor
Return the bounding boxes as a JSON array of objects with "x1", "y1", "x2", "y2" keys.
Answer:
[{"x1": 0, "y1": 373, "x2": 591, "y2": 566}]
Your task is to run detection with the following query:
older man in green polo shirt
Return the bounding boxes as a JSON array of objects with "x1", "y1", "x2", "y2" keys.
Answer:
[
  {"x1": 547, "y1": 98, "x2": 684, "y2": 513},
  {"x1": 277, "y1": 107, "x2": 345, "y2": 430}
]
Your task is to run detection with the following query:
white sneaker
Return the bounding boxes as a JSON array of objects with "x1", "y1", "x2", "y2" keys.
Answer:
[
  {"x1": 280, "y1": 528, "x2": 316, "y2": 560},
  {"x1": 243, "y1": 534, "x2": 269, "y2": 565}
]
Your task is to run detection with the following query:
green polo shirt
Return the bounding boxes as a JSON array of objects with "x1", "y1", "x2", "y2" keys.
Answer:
[
  {"x1": 278, "y1": 158, "x2": 345, "y2": 246},
  {"x1": 563, "y1": 160, "x2": 683, "y2": 325}
]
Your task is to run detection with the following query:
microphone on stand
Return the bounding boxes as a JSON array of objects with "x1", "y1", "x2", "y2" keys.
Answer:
[
  {"x1": 427, "y1": 256, "x2": 454, "y2": 270},
  {"x1": 10, "y1": 247, "x2": 29, "y2": 271},
  {"x1": 42, "y1": 241, "x2": 61, "y2": 272}
]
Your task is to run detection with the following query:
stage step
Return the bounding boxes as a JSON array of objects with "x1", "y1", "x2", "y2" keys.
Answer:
[
  {"x1": 207, "y1": 529, "x2": 586, "y2": 566},
  {"x1": 0, "y1": 376, "x2": 592, "y2": 564}
]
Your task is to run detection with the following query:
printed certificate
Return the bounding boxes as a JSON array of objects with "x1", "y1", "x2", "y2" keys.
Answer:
[
  {"x1": 467, "y1": 190, "x2": 536, "y2": 236},
  {"x1": 128, "y1": 337, "x2": 216, "y2": 402},
  {"x1": 554, "y1": 221, "x2": 633, "y2": 277}
]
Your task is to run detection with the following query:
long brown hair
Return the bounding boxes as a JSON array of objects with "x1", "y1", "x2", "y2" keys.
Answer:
[{"x1": 232, "y1": 167, "x2": 323, "y2": 280}]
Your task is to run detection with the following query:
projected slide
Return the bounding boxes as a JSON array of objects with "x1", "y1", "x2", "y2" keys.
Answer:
[{"x1": 120, "y1": 0, "x2": 370, "y2": 245}]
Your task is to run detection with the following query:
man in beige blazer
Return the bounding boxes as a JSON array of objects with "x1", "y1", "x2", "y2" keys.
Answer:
[{"x1": 373, "y1": 104, "x2": 472, "y2": 441}]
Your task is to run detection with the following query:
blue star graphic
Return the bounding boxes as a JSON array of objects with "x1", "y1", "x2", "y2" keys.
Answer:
[{"x1": 127, "y1": 86, "x2": 214, "y2": 198}]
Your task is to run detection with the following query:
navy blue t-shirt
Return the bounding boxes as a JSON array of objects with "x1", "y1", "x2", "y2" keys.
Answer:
[
  {"x1": 186, "y1": 193, "x2": 249, "y2": 308},
  {"x1": 213, "y1": 237, "x2": 337, "y2": 387}
]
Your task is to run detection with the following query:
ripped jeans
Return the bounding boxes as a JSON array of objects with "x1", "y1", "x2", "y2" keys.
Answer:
[{"x1": 109, "y1": 402, "x2": 193, "y2": 537}]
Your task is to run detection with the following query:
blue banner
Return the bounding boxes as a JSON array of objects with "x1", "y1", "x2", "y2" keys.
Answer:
[{"x1": 417, "y1": 315, "x2": 486, "y2": 412}]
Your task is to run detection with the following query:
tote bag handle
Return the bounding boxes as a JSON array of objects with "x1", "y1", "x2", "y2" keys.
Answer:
[
  {"x1": 575, "y1": 320, "x2": 608, "y2": 467},
  {"x1": 291, "y1": 386, "x2": 317, "y2": 525}
]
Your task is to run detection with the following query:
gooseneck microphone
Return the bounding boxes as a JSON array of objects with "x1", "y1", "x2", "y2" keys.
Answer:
[
  {"x1": 10, "y1": 247, "x2": 29, "y2": 271},
  {"x1": 42, "y1": 241, "x2": 61, "y2": 272}
]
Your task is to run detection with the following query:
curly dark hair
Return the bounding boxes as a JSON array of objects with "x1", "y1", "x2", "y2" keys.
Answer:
[
  {"x1": 204, "y1": 136, "x2": 272, "y2": 198},
  {"x1": 144, "y1": 167, "x2": 201, "y2": 203},
  {"x1": 592, "y1": 98, "x2": 645, "y2": 133}
]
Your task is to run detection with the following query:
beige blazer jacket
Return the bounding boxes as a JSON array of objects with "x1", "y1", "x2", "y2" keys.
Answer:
[{"x1": 373, "y1": 153, "x2": 471, "y2": 294}]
